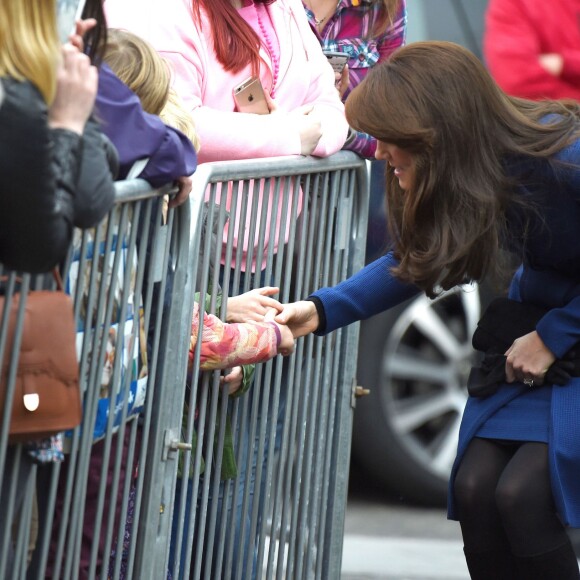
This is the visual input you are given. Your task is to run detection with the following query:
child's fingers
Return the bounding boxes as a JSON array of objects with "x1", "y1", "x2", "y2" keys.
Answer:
[
  {"x1": 256, "y1": 286, "x2": 279, "y2": 296},
  {"x1": 264, "y1": 307, "x2": 279, "y2": 321}
]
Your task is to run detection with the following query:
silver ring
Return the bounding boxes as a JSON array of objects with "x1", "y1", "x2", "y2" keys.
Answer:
[{"x1": 523, "y1": 378, "x2": 534, "y2": 387}]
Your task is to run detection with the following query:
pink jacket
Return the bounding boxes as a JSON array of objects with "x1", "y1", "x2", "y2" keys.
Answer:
[
  {"x1": 105, "y1": 0, "x2": 349, "y2": 163},
  {"x1": 106, "y1": 0, "x2": 349, "y2": 271}
]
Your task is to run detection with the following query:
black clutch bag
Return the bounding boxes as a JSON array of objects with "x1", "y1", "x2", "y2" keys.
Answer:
[
  {"x1": 472, "y1": 298, "x2": 548, "y2": 354},
  {"x1": 468, "y1": 298, "x2": 579, "y2": 397}
]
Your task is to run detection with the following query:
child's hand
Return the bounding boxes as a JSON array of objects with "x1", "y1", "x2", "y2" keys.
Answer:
[
  {"x1": 221, "y1": 366, "x2": 244, "y2": 395},
  {"x1": 168, "y1": 175, "x2": 193, "y2": 208},
  {"x1": 265, "y1": 308, "x2": 295, "y2": 357},
  {"x1": 226, "y1": 287, "x2": 282, "y2": 323}
]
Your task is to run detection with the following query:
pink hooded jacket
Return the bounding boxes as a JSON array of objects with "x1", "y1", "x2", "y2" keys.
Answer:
[
  {"x1": 105, "y1": 0, "x2": 349, "y2": 270},
  {"x1": 105, "y1": 0, "x2": 348, "y2": 161}
]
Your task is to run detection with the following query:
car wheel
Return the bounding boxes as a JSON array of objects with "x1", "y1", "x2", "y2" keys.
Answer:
[{"x1": 352, "y1": 283, "x2": 482, "y2": 506}]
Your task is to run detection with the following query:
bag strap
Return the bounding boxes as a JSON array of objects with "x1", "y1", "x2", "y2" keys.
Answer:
[
  {"x1": 52, "y1": 268, "x2": 65, "y2": 292},
  {"x1": 0, "y1": 268, "x2": 64, "y2": 291}
]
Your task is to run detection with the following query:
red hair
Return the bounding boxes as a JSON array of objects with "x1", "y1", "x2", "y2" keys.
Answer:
[{"x1": 194, "y1": 0, "x2": 275, "y2": 75}]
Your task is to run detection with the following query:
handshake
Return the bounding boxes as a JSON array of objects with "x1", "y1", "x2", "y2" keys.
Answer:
[{"x1": 226, "y1": 287, "x2": 322, "y2": 357}]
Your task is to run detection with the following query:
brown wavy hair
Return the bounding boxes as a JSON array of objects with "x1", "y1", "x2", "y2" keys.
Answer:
[{"x1": 345, "y1": 41, "x2": 580, "y2": 296}]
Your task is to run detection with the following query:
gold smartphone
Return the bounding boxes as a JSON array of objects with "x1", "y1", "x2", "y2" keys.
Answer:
[{"x1": 233, "y1": 76, "x2": 269, "y2": 115}]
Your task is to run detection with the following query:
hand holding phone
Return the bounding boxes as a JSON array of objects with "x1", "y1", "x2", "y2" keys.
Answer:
[
  {"x1": 56, "y1": 0, "x2": 87, "y2": 44},
  {"x1": 323, "y1": 50, "x2": 349, "y2": 74},
  {"x1": 233, "y1": 77, "x2": 270, "y2": 115}
]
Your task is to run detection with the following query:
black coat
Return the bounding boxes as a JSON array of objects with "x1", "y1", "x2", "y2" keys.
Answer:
[{"x1": 0, "y1": 77, "x2": 117, "y2": 273}]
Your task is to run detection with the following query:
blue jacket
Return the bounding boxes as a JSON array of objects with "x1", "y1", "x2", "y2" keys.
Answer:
[{"x1": 313, "y1": 136, "x2": 580, "y2": 526}]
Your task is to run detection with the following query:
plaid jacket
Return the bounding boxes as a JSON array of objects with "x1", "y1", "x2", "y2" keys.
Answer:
[{"x1": 304, "y1": 0, "x2": 407, "y2": 158}]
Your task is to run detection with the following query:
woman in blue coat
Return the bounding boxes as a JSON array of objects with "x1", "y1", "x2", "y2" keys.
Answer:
[{"x1": 276, "y1": 41, "x2": 580, "y2": 579}]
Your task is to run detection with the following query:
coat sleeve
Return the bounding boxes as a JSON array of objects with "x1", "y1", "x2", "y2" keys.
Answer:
[
  {"x1": 73, "y1": 117, "x2": 118, "y2": 229},
  {"x1": 0, "y1": 79, "x2": 78, "y2": 273},
  {"x1": 311, "y1": 251, "x2": 420, "y2": 335},
  {"x1": 534, "y1": 140, "x2": 580, "y2": 356},
  {"x1": 159, "y1": 49, "x2": 309, "y2": 163},
  {"x1": 290, "y1": 0, "x2": 349, "y2": 158}
]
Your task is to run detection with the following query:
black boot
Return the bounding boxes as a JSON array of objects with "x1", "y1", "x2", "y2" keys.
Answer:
[
  {"x1": 463, "y1": 547, "x2": 520, "y2": 579},
  {"x1": 515, "y1": 541, "x2": 580, "y2": 579}
]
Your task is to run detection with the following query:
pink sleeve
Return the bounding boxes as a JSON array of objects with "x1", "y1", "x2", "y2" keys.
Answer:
[{"x1": 162, "y1": 51, "x2": 313, "y2": 163}]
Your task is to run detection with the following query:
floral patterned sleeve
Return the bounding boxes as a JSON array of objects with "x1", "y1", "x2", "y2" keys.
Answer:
[{"x1": 189, "y1": 302, "x2": 281, "y2": 371}]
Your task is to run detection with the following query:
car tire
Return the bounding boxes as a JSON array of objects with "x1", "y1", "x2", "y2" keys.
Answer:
[{"x1": 352, "y1": 283, "x2": 483, "y2": 506}]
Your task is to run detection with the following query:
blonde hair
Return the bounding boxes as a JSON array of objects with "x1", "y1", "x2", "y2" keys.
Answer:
[
  {"x1": 103, "y1": 28, "x2": 199, "y2": 150},
  {"x1": 160, "y1": 89, "x2": 200, "y2": 151},
  {"x1": 0, "y1": 0, "x2": 60, "y2": 103},
  {"x1": 103, "y1": 28, "x2": 171, "y2": 116}
]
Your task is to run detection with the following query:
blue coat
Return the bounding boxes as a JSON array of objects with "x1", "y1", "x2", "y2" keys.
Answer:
[{"x1": 313, "y1": 136, "x2": 580, "y2": 526}]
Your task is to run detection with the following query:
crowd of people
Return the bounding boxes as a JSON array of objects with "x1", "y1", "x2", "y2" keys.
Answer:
[{"x1": 2, "y1": 0, "x2": 580, "y2": 578}]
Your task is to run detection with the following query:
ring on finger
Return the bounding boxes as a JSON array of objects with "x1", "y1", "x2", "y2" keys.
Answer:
[{"x1": 523, "y1": 377, "x2": 534, "y2": 387}]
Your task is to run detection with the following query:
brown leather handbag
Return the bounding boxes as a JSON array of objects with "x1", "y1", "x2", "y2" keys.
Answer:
[{"x1": 0, "y1": 270, "x2": 81, "y2": 443}]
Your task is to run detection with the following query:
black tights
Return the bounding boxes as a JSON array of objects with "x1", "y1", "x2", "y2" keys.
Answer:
[{"x1": 454, "y1": 438, "x2": 568, "y2": 557}]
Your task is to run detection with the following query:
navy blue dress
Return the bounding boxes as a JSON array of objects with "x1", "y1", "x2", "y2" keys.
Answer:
[{"x1": 313, "y1": 136, "x2": 580, "y2": 527}]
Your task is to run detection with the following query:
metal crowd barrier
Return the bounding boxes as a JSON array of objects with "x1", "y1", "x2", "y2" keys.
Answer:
[{"x1": 0, "y1": 151, "x2": 369, "y2": 580}]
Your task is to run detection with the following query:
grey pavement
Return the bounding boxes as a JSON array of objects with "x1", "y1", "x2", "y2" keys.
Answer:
[
  {"x1": 341, "y1": 470, "x2": 468, "y2": 580},
  {"x1": 342, "y1": 500, "x2": 468, "y2": 580}
]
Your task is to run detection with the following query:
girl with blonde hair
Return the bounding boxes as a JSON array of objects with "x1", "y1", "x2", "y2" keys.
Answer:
[{"x1": 103, "y1": 27, "x2": 200, "y2": 151}]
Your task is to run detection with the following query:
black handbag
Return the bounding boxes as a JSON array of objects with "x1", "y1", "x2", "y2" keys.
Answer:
[{"x1": 468, "y1": 298, "x2": 580, "y2": 397}]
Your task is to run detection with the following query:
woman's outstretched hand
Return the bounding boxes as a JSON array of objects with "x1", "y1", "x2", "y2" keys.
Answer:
[
  {"x1": 264, "y1": 308, "x2": 296, "y2": 357},
  {"x1": 274, "y1": 300, "x2": 320, "y2": 339}
]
